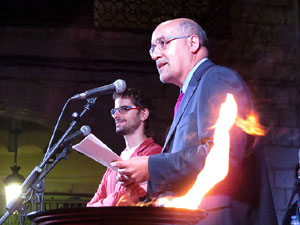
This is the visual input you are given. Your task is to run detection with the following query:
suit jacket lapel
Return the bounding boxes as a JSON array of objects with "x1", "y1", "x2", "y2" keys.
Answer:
[{"x1": 162, "y1": 59, "x2": 215, "y2": 152}]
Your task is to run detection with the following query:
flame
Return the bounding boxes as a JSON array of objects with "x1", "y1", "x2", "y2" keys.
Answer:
[
  {"x1": 235, "y1": 114, "x2": 265, "y2": 136},
  {"x1": 156, "y1": 93, "x2": 237, "y2": 209}
]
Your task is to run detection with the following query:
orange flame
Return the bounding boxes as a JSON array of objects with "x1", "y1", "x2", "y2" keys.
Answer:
[
  {"x1": 156, "y1": 94, "x2": 238, "y2": 209},
  {"x1": 235, "y1": 114, "x2": 265, "y2": 136}
]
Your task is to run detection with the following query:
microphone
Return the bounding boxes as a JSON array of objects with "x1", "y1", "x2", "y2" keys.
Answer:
[
  {"x1": 71, "y1": 79, "x2": 126, "y2": 100},
  {"x1": 62, "y1": 125, "x2": 91, "y2": 146}
]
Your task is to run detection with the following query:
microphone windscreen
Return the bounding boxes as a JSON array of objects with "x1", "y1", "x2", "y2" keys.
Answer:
[
  {"x1": 81, "y1": 125, "x2": 91, "y2": 136},
  {"x1": 114, "y1": 79, "x2": 126, "y2": 93}
]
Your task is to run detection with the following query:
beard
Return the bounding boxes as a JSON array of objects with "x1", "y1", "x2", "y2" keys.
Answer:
[
  {"x1": 159, "y1": 72, "x2": 168, "y2": 83},
  {"x1": 115, "y1": 117, "x2": 141, "y2": 136},
  {"x1": 159, "y1": 67, "x2": 174, "y2": 84}
]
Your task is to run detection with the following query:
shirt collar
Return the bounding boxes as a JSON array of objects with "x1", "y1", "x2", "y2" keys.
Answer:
[{"x1": 182, "y1": 58, "x2": 208, "y2": 94}]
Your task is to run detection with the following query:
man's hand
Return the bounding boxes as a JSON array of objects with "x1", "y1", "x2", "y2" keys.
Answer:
[{"x1": 111, "y1": 156, "x2": 149, "y2": 183}]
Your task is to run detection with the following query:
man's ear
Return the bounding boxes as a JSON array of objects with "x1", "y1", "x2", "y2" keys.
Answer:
[
  {"x1": 141, "y1": 108, "x2": 150, "y2": 121},
  {"x1": 189, "y1": 35, "x2": 201, "y2": 53}
]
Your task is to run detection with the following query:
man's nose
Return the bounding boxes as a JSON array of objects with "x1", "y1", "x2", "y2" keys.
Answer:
[
  {"x1": 150, "y1": 47, "x2": 162, "y2": 61},
  {"x1": 112, "y1": 109, "x2": 121, "y2": 119}
]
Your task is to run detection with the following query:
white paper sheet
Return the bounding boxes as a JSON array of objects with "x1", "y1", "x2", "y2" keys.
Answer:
[{"x1": 73, "y1": 133, "x2": 121, "y2": 171}]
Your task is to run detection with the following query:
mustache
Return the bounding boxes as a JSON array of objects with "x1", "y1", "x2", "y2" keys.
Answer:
[
  {"x1": 115, "y1": 118, "x2": 126, "y2": 124},
  {"x1": 156, "y1": 58, "x2": 168, "y2": 67}
]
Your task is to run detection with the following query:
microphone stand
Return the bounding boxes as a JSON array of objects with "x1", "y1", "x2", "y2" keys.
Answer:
[{"x1": 0, "y1": 97, "x2": 97, "y2": 225}]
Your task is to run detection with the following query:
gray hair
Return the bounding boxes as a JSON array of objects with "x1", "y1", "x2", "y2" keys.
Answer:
[{"x1": 179, "y1": 19, "x2": 208, "y2": 47}]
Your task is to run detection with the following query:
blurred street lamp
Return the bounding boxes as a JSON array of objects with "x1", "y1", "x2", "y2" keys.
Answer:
[
  {"x1": 4, "y1": 166, "x2": 25, "y2": 205},
  {"x1": 3, "y1": 122, "x2": 25, "y2": 205}
]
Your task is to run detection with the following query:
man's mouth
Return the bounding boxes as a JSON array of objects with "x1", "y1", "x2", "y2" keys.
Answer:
[
  {"x1": 115, "y1": 119, "x2": 126, "y2": 126},
  {"x1": 156, "y1": 61, "x2": 167, "y2": 69}
]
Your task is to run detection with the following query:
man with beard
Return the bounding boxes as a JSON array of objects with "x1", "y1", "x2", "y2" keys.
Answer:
[{"x1": 87, "y1": 88, "x2": 161, "y2": 206}]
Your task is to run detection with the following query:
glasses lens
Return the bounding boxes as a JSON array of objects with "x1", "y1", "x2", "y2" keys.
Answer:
[
  {"x1": 158, "y1": 37, "x2": 167, "y2": 49},
  {"x1": 119, "y1": 106, "x2": 130, "y2": 114},
  {"x1": 110, "y1": 108, "x2": 116, "y2": 116},
  {"x1": 111, "y1": 106, "x2": 138, "y2": 116},
  {"x1": 149, "y1": 45, "x2": 154, "y2": 54}
]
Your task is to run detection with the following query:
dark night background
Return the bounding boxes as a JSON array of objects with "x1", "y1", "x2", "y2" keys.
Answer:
[{"x1": 0, "y1": 0, "x2": 299, "y2": 224}]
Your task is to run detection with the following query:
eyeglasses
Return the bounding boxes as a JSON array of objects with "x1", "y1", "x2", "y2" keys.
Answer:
[
  {"x1": 110, "y1": 106, "x2": 141, "y2": 116},
  {"x1": 149, "y1": 35, "x2": 191, "y2": 54}
]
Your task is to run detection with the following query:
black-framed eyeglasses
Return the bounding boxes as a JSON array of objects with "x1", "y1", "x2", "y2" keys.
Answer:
[
  {"x1": 149, "y1": 35, "x2": 191, "y2": 54},
  {"x1": 110, "y1": 106, "x2": 141, "y2": 116}
]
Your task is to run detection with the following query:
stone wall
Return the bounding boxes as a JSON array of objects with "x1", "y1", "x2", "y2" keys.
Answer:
[{"x1": 225, "y1": 0, "x2": 300, "y2": 223}]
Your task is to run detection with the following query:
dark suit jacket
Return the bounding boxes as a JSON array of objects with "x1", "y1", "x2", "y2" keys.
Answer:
[{"x1": 148, "y1": 59, "x2": 278, "y2": 225}]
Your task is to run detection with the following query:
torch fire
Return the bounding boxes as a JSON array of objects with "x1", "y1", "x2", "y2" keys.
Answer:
[
  {"x1": 156, "y1": 94, "x2": 237, "y2": 209},
  {"x1": 155, "y1": 93, "x2": 265, "y2": 209}
]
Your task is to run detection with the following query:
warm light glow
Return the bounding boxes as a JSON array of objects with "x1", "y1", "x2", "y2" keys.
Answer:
[
  {"x1": 5, "y1": 183, "x2": 22, "y2": 205},
  {"x1": 157, "y1": 94, "x2": 237, "y2": 209},
  {"x1": 235, "y1": 114, "x2": 265, "y2": 136}
]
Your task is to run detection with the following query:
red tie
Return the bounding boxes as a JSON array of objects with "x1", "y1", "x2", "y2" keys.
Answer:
[{"x1": 174, "y1": 91, "x2": 184, "y2": 117}]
